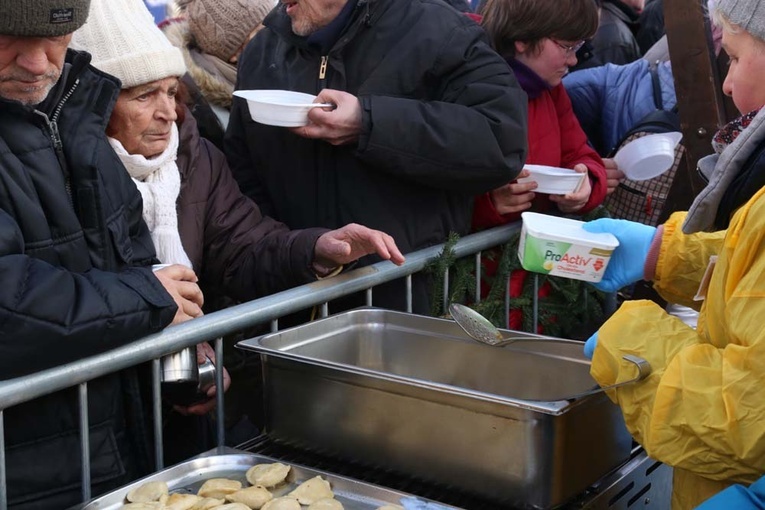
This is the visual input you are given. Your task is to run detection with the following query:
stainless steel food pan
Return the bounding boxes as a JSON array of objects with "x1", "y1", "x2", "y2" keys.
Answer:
[
  {"x1": 238, "y1": 308, "x2": 633, "y2": 510},
  {"x1": 75, "y1": 447, "x2": 450, "y2": 509}
]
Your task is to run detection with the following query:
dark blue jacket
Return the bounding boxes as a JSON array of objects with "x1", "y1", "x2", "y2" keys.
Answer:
[{"x1": 2, "y1": 49, "x2": 176, "y2": 509}]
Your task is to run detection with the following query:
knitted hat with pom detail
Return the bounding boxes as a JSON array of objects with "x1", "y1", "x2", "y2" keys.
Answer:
[{"x1": 179, "y1": 0, "x2": 274, "y2": 61}]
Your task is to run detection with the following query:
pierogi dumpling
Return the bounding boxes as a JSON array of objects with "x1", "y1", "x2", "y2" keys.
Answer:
[
  {"x1": 215, "y1": 504, "x2": 251, "y2": 510},
  {"x1": 126, "y1": 481, "x2": 169, "y2": 503},
  {"x1": 245, "y1": 462, "x2": 291, "y2": 488},
  {"x1": 226, "y1": 485, "x2": 273, "y2": 508},
  {"x1": 307, "y1": 497, "x2": 344, "y2": 510},
  {"x1": 262, "y1": 497, "x2": 301, "y2": 510},
  {"x1": 191, "y1": 497, "x2": 225, "y2": 509},
  {"x1": 165, "y1": 492, "x2": 202, "y2": 510},
  {"x1": 198, "y1": 478, "x2": 242, "y2": 499},
  {"x1": 121, "y1": 503, "x2": 164, "y2": 510},
  {"x1": 287, "y1": 476, "x2": 334, "y2": 505}
]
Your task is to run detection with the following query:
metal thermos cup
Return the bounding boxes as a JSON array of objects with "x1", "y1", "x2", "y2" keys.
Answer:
[
  {"x1": 160, "y1": 345, "x2": 199, "y2": 384},
  {"x1": 152, "y1": 264, "x2": 219, "y2": 404}
]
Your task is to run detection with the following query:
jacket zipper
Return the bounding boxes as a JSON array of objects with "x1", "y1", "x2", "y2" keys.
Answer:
[
  {"x1": 319, "y1": 55, "x2": 328, "y2": 87},
  {"x1": 34, "y1": 78, "x2": 80, "y2": 202}
]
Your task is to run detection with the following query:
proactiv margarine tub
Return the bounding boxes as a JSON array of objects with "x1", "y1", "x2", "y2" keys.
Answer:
[{"x1": 518, "y1": 212, "x2": 619, "y2": 283}]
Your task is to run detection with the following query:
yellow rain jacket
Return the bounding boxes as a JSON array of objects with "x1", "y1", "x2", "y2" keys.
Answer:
[{"x1": 592, "y1": 187, "x2": 765, "y2": 509}]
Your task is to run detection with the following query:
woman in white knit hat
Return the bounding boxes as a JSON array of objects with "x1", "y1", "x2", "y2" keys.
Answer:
[
  {"x1": 71, "y1": 0, "x2": 403, "y2": 459},
  {"x1": 580, "y1": 0, "x2": 765, "y2": 507}
]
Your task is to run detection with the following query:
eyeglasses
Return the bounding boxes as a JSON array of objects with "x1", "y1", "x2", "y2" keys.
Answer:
[{"x1": 552, "y1": 39, "x2": 586, "y2": 56}]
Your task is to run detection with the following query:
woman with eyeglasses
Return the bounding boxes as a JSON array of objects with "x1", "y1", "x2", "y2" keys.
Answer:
[{"x1": 471, "y1": 0, "x2": 607, "y2": 332}]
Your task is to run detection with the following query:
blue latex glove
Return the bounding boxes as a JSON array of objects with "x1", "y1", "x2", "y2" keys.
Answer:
[
  {"x1": 400, "y1": 496, "x2": 454, "y2": 510},
  {"x1": 582, "y1": 218, "x2": 657, "y2": 292},
  {"x1": 696, "y1": 474, "x2": 765, "y2": 509},
  {"x1": 584, "y1": 331, "x2": 598, "y2": 359}
]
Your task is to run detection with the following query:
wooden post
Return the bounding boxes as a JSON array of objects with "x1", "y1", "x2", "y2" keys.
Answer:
[{"x1": 660, "y1": 0, "x2": 733, "y2": 221}]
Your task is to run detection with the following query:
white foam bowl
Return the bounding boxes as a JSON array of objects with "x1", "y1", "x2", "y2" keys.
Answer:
[
  {"x1": 614, "y1": 132, "x2": 683, "y2": 181},
  {"x1": 517, "y1": 165, "x2": 585, "y2": 195},
  {"x1": 233, "y1": 89, "x2": 331, "y2": 127}
]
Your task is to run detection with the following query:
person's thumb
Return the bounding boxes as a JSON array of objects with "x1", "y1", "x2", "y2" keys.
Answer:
[
  {"x1": 584, "y1": 331, "x2": 599, "y2": 359},
  {"x1": 323, "y1": 238, "x2": 352, "y2": 259},
  {"x1": 581, "y1": 218, "x2": 614, "y2": 234}
]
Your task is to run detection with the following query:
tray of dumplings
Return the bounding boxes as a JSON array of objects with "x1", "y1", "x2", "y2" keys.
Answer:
[{"x1": 77, "y1": 447, "x2": 454, "y2": 510}]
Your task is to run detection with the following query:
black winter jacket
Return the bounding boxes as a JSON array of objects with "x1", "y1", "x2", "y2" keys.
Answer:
[
  {"x1": 226, "y1": 0, "x2": 527, "y2": 310},
  {"x1": 2, "y1": 50, "x2": 177, "y2": 508}
]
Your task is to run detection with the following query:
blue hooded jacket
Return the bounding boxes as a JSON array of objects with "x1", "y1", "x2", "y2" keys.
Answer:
[{"x1": 563, "y1": 59, "x2": 676, "y2": 156}]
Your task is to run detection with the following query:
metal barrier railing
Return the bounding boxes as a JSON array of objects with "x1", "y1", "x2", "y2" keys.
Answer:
[{"x1": 0, "y1": 224, "x2": 524, "y2": 509}]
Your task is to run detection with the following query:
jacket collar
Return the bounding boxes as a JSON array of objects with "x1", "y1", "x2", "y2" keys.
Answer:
[
  {"x1": 306, "y1": 0, "x2": 360, "y2": 54},
  {"x1": 264, "y1": 0, "x2": 375, "y2": 53},
  {"x1": 506, "y1": 57, "x2": 550, "y2": 99}
]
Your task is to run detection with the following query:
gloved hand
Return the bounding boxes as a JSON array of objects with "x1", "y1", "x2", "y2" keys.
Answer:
[
  {"x1": 584, "y1": 331, "x2": 598, "y2": 359},
  {"x1": 400, "y1": 496, "x2": 454, "y2": 510},
  {"x1": 582, "y1": 218, "x2": 657, "y2": 292}
]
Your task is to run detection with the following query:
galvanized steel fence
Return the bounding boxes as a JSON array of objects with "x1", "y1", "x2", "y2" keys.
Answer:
[{"x1": 0, "y1": 223, "x2": 548, "y2": 509}]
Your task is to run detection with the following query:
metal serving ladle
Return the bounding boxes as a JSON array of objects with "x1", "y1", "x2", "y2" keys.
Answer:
[
  {"x1": 448, "y1": 303, "x2": 652, "y2": 401},
  {"x1": 448, "y1": 303, "x2": 529, "y2": 347}
]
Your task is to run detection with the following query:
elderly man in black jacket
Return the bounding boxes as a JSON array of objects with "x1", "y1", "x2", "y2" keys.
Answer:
[
  {"x1": 0, "y1": 0, "x2": 204, "y2": 507},
  {"x1": 226, "y1": 0, "x2": 528, "y2": 313}
]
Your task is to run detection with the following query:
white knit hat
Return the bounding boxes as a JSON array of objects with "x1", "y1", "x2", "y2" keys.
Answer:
[{"x1": 70, "y1": 0, "x2": 186, "y2": 89}]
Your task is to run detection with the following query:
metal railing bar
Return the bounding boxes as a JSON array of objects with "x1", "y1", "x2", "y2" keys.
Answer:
[
  {"x1": 151, "y1": 359, "x2": 163, "y2": 470},
  {"x1": 475, "y1": 252, "x2": 481, "y2": 303},
  {"x1": 270, "y1": 319, "x2": 278, "y2": 333},
  {"x1": 0, "y1": 411, "x2": 5, "y2": 510},
  {"x1": 0, "y1": 224, "x2": 519, "y2": 411},
  {"x1": 365, "y1": 288, "x2": 373, "y2": 306},
  {"x1": 504, "y1": 275, "x2": 510, "y2": 330},
  {"x1": 405, "y1": 275, "x2": 412, "y2": 313},
  {"x1": 320, "y1": 303, "x2": 329, "y2": 319},
  {"x1": 78, "y1": 383, "x2": 91, "y2": 501},
  {"x1": 215, "y1": 337, "x2": 224, "y2": 448},
  {"x1": 533, "y1": 274, "x2": 539, "y2": 332},
  {"x1": 442, "y1": 268, "x2": 449, "y2": 314}
]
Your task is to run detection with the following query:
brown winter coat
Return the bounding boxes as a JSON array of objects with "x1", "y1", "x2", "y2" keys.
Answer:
[{"x1": 174, "y1": 107, "x2": 327, "y2": 301}]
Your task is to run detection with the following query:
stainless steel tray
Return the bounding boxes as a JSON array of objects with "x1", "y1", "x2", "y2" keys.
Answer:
[
  {"x1": 237, "y1": 308, "x2": 633, "y2": 509},
  {"x1": 76, "y1": 447, "x2": 452, "y2": 509}
]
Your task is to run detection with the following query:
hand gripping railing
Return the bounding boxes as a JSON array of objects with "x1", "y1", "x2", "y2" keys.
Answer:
[{"x1": 0, "y1": 224, "x2": 526, "y2": 509}]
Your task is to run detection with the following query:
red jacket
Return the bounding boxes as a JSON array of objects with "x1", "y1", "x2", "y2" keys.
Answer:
[
  {"x1": 472, "y1": 82, "x2": 606, "y2": 230},
  {"x1": 472, "y1": 62, "x2": 606, "y2": 331}
]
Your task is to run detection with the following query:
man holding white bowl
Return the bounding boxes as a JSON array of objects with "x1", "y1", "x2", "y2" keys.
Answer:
[{"x1": 225, "y1": 0, "x2": 528, "y2": 313}]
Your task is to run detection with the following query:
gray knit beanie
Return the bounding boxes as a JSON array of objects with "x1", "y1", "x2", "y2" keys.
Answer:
[
  {"x1": 0, "y1": 0, "x2": 91, "y2": 37},
  {"x1": 180, "y1": 0, "x2": 274, "y2": 61},
  {"x1": 715, "y1": 0, "x2": 765, "y2": 41}
]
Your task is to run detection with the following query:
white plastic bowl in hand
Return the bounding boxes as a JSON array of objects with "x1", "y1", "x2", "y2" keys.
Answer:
[
  {"x1": 613, "y1": 132, "x2": 683, "y2": 181},
  {"x1": 517, "y1": 165, "x2": 586, "y2": 195},
  {"x1": 232, "y1": 89, "x2": 332, "y2": 127}
]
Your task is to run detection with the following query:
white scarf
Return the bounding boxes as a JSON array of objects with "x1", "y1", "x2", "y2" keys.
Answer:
[{"x1": 108, "y1": 124, "x2": 193, "y2": 268}]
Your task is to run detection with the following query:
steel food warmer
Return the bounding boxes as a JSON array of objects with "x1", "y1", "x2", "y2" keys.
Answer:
[{"x1": 236, "y1": 308, "x2": 672, "y2": 509}]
